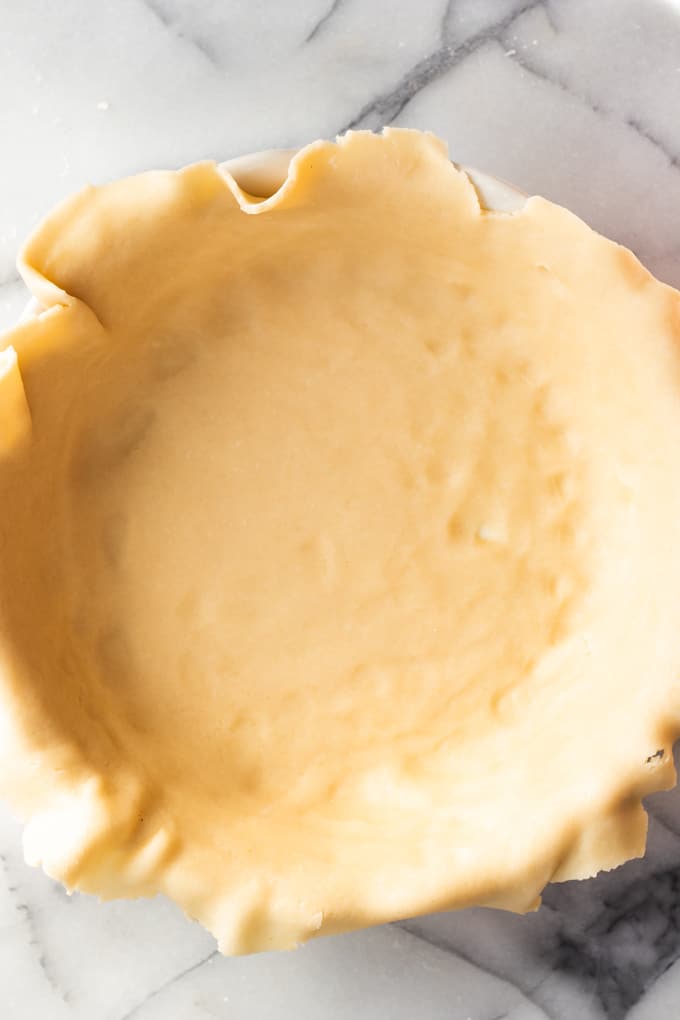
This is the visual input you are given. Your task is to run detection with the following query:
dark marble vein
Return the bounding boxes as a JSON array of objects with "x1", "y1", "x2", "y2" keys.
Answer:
[
  {"x1": 140, "y1": 0, "x2": 171, "y2": 28},
  {"x1": 498, "y1": 36, "x2": 605, "y2": 114},
  {"x1": 304, "y1": 0, "x2": 344, "y2": 44},
  {"x1": 340, "y1": 0, "x2": 680, "y2": 184},
  {"x1": 396, "y1": 920, "x2": 555, "y2": 1020},
  {"x1": 624, "y1": 115, "x2": 680, "y2": 172},
  {"x1": 0, "y1": 268, "x2": 21, "y2": 288},
  {"x1": 140, "y1": 0, "x2": 222, "y2": 67},
  {"x1": 439, "y1": 0, "x2": 457, "y2": 46},
  {"x1": 499, "y1": 36, "x2": 680, "y2": 174},
  {"x1": 0, "y1": 853, "x2": 69, "y2": 1004},
  {"x1": 540, "y1": 0, "x2": 561, "y2": 33},
  {"x1": 397, "y1": 918, "x2": 465, "y2": 956},
  {"x1": 398, "y1": 852, "x2": 680, "y2": 1020},
  {"x1": 178, "y1": 30, "x2": 220, "y2": 66},
  {"x1": 543, "y1": 868, "x2": 680, "y2": 1019},
  {"x1": 118, "y1": 948, "x2": 219, "y2": 1020},
  {"x1": 646, "y1": 804, "x2": 680, "y2": 842},
  {"x1": 339, "y1": 0, "x2": 544, "y2": 131}
]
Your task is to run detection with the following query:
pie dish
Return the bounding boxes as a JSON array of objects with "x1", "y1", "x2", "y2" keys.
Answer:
[{"x1": 1, "y1": 129, "x2": 680, "y2": 954}]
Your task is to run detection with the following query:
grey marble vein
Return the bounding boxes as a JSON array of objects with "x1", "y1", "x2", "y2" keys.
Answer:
[
  {"x1": 140, "y1": 0, "x2": 222, "y2": 67},
  {"x1": 438, "y1": 0, "x2": 457, "y2": 46},
  {"x1": 499, "y1": 2, "x2": 680, "y2": 172},
  {"x1": 0, "y1": 852, "x2": 69, "y2": 1006},
  {"x1": 497, "y1": 36, "x2": 680, "y2": 176},
  {"x1": 646, "y1": 804, "x2": 680, "y2": 843},
  {"x1": 339, "y1": 0, "x2": 544, "y2": 131},
  {"x1": 0, "y1": 267, "x2": 21, "y2": 288},
  {"x1": 398, "y1": 920, "x2": 557, "y2": 1020},
  {"x1": 542, "y1": 867, "x2": 680, "y2": 1019},
  {"x1": 624, "y1": 116, "x2": 680, "y2": 173},
  {"x1": 119, "y1": 949, "x2": 219, "y2": 1020},
  {"x1": 538, "y1": 0, "x2": 560, "y2": 33},
  {"x1": 304, "y1": 0, "x2": 344, "y2": 44},
  {"x1": 139, "y1": 0, "x2": 172, "y2": 29},
  {"x1": 499, "y1": 39, "x2": 605, "y2": 108}
]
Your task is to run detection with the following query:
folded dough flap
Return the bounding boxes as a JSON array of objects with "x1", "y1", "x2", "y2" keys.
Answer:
[{"x1": 15, "y1": 131, "x2": 483, "y2": 334}]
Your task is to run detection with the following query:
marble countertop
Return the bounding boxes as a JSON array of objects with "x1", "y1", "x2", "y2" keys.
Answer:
[{"x1": 2, "y1": 1, "x2": 680, "y2": 1017}]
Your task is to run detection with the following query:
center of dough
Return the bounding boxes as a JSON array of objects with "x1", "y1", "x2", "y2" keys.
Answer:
[{"x1": 63, "y1": 232, "x2": 586, "y2": 811}]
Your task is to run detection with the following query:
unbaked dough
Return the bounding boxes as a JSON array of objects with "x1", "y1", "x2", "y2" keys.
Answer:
[{"x1": 1, "y1": 129, "x2": 680, "y2": 954}]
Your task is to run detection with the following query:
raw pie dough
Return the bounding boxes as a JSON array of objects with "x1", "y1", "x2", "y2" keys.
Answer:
[{"x1": 1, "y1": 129, "x2": 680, "y2": 955}]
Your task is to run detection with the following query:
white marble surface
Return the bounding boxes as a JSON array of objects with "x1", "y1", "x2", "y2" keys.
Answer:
[{"x1": 2, "y1": 1, "x2": 680, "y2": 1017}]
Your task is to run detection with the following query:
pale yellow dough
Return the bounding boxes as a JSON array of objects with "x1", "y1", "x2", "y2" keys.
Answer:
[{"x1": 2, "y1": 129, "x2": 680, "y2": 954}]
